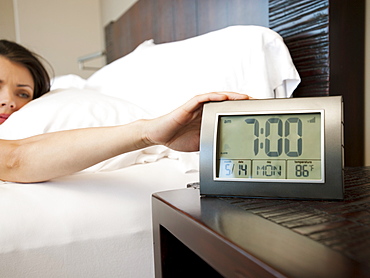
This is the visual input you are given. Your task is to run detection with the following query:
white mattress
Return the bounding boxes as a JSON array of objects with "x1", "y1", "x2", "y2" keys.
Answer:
[{"x1": 0, "y1": 159, "x2": 198, "y2": 277}]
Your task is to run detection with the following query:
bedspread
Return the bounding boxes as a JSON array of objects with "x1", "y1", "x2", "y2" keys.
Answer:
[{"x1": 0, "y1": 159, "x2": 198, "y2": 277}]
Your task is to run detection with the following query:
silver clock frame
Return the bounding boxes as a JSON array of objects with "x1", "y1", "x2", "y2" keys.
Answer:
[{"x1": 199, "y1": 96, "x2": 344, "y2": 200}]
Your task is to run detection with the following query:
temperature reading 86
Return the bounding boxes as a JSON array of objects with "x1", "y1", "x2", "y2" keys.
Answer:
[{"x1": 295, "y1": 164, "x2": 315, "y2": 177}]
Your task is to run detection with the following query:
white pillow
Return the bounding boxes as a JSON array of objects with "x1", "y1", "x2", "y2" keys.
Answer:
[
  {"x1": 0, "y1": 88, "x2": 150, "y2": 140},
  {"x1": 85, "y1": 25, "x2": 300, "y2": 118},
  {"x1": 51, "y1": 74, "x2": 87, "y2": 90}
]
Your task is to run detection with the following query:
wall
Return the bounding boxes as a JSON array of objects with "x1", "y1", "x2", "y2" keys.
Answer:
[
  {"x1": 1, "y1": 0, "x2": 137, "y2": 78},
  {"x1": 100, "y1": 0, "x2": 137, "y2": 26},
  {"x1": 0, "y1": 0, "x2": 17, "y2": 41},
  {"x1": 0, "y1": 0, "x2": 104, "y2": 79}
]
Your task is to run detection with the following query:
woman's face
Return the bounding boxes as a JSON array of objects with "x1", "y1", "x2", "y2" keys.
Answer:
[{"x1": 0, "y1": 56, "x2": 34, "y2": 124}]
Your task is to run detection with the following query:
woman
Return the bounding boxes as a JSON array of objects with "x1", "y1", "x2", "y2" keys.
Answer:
[{"x1": 0, "y1": 40, "x2": 250, "y2": 183}]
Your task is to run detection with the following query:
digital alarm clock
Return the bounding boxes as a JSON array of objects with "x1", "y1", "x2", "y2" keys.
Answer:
[{"x1": 199, "y1": 96, "x2": 344, "y2": 200}]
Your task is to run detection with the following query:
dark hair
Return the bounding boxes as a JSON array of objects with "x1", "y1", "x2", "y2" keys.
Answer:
[{"x1": 0, "y1": 40, "x2": 51, "y2": 99}]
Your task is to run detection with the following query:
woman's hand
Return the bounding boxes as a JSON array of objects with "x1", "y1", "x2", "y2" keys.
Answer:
[{"x1": 143, "y1": 92, "x2": 251, "y2": 152}]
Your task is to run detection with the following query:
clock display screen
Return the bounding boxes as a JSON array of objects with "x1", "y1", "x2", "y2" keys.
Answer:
[{"x1": 216, "y1": 113, "x2": 323, "y2": 181}]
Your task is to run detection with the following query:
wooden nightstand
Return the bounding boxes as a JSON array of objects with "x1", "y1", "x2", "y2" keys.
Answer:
[{"x1": 152, "y1": 167, "x2": 370, "y2": 277}]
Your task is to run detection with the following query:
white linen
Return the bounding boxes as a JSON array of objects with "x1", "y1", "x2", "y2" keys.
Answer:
[
  {"x1": 50, "y1": 74, "x2": 87, "y2": 90},
  {"x1": 0, "y1": 88, "x2": 149, "y2": 139},
  {"x1": 85, "y1": 25, "x2": 300, "y2": 117},
  {"x1": 0, "y1": 159, "x2": 198, "y2": 278}
]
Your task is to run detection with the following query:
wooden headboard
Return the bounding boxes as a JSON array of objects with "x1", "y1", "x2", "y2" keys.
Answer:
[{"x1": 105, "y1": 0, "x2": 365, "y2": 167}]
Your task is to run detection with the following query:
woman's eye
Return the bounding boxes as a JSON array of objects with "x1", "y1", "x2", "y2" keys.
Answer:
[{"x1": 17, "y1": 91, "x2": 31, "y2": 99}]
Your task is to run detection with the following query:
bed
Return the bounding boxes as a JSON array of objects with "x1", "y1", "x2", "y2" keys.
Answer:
[{"x1": 0, "y1": 0, "x2": 365, "y2": 277}]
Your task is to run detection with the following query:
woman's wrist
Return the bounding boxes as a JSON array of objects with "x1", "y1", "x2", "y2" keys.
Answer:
[{"x1": 134, "y1": 119, "x2": 159, "y2": 150}]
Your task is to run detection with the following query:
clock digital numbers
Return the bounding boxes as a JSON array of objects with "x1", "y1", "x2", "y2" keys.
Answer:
[{"x1": 217, "y1": 113, "x2": 322, "y2": 181}]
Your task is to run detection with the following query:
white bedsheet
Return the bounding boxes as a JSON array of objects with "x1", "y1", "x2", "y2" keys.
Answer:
[
  {"x1": 0, "y1": 159, "x2": 198, "y2": 278},
  {"x1": 0, "y1": 25, "x2": 300, "y2": 277}
]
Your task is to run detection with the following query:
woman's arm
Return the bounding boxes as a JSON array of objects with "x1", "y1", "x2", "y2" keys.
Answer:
[
  {"x1": 0, "y1": 92, "x2": 250, "y2": 183},
  {"x1": 1, "y1": 122, "x2": 148, "y2": 183}
]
